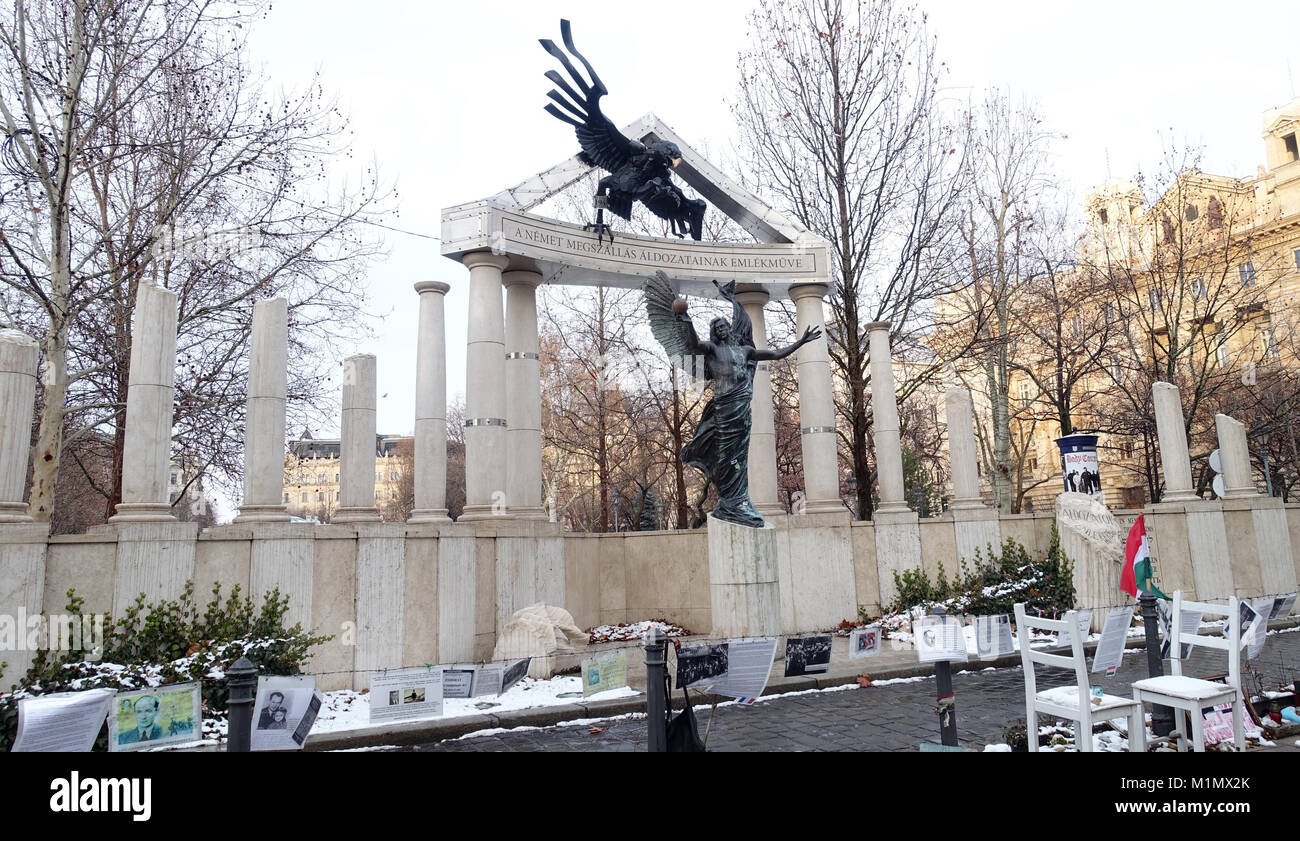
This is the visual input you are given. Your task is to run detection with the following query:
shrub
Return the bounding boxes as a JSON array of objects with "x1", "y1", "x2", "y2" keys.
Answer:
[
  {"x1": 1, "y1": 582, "x2": 331, "y2": 752},
  {"x1": 885, "y1": 525, "x2": 1075, "y2": 618}
]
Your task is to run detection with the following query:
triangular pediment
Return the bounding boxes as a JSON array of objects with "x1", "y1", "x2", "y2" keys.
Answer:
[{"x1": 484, "y1": 113, "x2": 820, "y2": 247}]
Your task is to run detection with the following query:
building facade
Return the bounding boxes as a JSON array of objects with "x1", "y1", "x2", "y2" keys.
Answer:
[{"x1": 282, "y1": 431, "x2": 413, "y2": 521}]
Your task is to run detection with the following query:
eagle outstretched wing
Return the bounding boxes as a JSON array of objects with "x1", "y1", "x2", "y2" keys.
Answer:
[
  {"x1": 644, "y1": 272, "x2": 708, "y2": 380},
  {"x1": 540, "y1": 20, "x2": 644, "y2": 197}
]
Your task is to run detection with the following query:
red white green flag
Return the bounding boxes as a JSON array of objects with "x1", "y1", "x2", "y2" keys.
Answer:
[{"x1": 1121, "y1": 514, "x2": 1168, "y2": 599}]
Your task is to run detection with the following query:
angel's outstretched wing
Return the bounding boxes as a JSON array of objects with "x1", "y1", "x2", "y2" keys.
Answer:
[
  {"x1": 644, "y1": 273, "x2": 707, "y2": 379},
  {"x1": 540, "y1": 20, "x2": 644, "y2": 177}
]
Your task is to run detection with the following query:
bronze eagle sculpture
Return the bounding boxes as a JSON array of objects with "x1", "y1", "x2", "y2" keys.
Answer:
[
  {"x1": 644, "y1": 271, "x2": 821, "y2": 528},
  {"x1": 540, "y1": 20, "x2": 706, "y2": 244}
]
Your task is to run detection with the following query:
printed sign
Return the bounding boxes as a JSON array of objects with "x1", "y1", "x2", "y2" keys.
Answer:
[
  {"x1": 849, "y1": 626, "x2": 881, "y2": 659},
  {"x1": 581, "y1": 650, "x2": 628, "y2": 697},
  {"x1": 108, "y1": 682, "x2": 201, "y2": 752},
  {"x1": 369, "y1": 666, "x2": 444, "y2": 724}
]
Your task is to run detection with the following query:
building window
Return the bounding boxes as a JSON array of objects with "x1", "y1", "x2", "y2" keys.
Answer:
[
  {"x1": 317, "y1": 473, "x2": 325, "y2": 483},
  {"x1": 317, "y1": 491, "x2": 323, "y2": 501},
  {"x1": 1161, "y1": 215, "x2": 1175, "y2": 244},
  {"x1": 335, "y1": 473, "x2": 340, "y2": 482},
  {"x1": 1119, "y1": 440, "x2": 1135, "y2": 459},
  {"x1": 1207, "y1": 196, "x2": 1224, "y2": 230},
  {"x1": 1104, "y1": 303, "x2": 1117, "y2": 324},
  {"x1": 1286, "y1": 132, "x2": 1299, "y2": 163},
  {"x1": 1239, "y1": 262, "x2": 1256, "y2": 287},
  {"x1": 1184, "y1": 203, "x2": 1198, "y2": 222},
  {"x1": 1098, "y1": 208, "x2": 1109, "y2": 224},
  {"x1": 375, "y1": 472, "x2": 381, "y2": 482},
  {"x1": 300, "y1": 492, "x2": 307, "y2": 503},
  {"x1": 1149, "y1": 288, "x2": 1162, "y2": 311},
  {"x1": 170, "y1": 472, "x2": 178, "y2": 485},
  {"x1": 1018, "y1": 381, "x2": 1032, "y2": 409},
  {"x1": 1260, "y1": 321, "x2": 1280, "y2": 361},
  {"x1": 1190, "y1": 276, "x2": 1206, "y2": 299},
  {"x1": 390, "y1": 471, "x2": 399, "y2": 481},
  {"x1": 1216, "y1": 334, "x2": 1230, "y2": 368},
  {"x1": 1110, "y1": 355, "x2": 1124, "y2": 383},
  {"x1": 1027, "y1": 456, "x2": 1038, "y2": 472},
  {"x1": 1293, "y1": 248, "x2": 1300, "y2": 271},
  {"x1": 283, "y1": 493, "x2": 289, "y2": 504}
]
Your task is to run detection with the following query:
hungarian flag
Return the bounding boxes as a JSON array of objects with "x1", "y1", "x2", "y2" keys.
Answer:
[{"x1": 1121, "y1": 515, "x2": 1168, "y2": 599}]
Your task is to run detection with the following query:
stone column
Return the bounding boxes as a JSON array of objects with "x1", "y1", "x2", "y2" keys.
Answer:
[
  {"x1": 235, "y1": 298, "x2": 290, "y2": 522},
  {"x1": 1214, "y1": 413, "x2": 1256, "y2": 498},
  {"x1": 789, "y1": 284, "x2": 840, "y2": 512},
  {"x1": 333, "y1": 354, "x2": 381, "y2": 523},
  {"x1": 1152, "y1": 381, "x2": 1197, "y2": 502},
  {"x1": 503, "y1": 269, "x2": 546, "y2": 519},
  {"x1": 110, "y1": 284, "x2": 179, "y2": 522},
  {"x1": 0, "y1": 330, "x2": 38, "y2": 522},
  {"x1": 945, "y1": 386, "x2": 983, "y2": 508},
  {"x1": 461, "y1": 252, "x2": 509, "y2": 521},
  {"x1": 868, "y1": 322, "x2": 908, "y2": 514},
  {"x1": 409, "y1": 281, "x2": 452, "y2": 523},
  {"x1": 736, "y1": 288, "x2": 781, "y2": 517}
]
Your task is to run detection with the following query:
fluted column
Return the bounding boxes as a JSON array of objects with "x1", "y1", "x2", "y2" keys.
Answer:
[
  {"x1": 868, "y1": 322, "x2": 908, "y2": 514},
  {"x1": 945, "y1": 386, "x2": 983, "y2": 509},
  {"x1": 504, "y1": 269, "x2": 546, "y2": 519},
  {"x1": 235, "y1": 298, "x2": 290, "y2": 522},
  {"x1": 736, "y1": 288, "x2": 781, "y2": 517},
  {"x1": 461, "y1": 252, "x2": 509, "y2": 520},
  {"x1": 409, "y1": 281, "x2": 452, "y2": 523},
  {"x1": 0, "y1": 330, "x2": 38, "y2": 522},
  {"x1": 110, "y1": 284, "x2": 179, "y2": 523},
  {"x1": 1152, "y1": 381, "x2": 1197, "y2": 502},
  {"x1": 789, "y1": 284, "x2": 840, "y2": 512},
  {"x1": 333, "y1": 354, "x2": 381, "y2": 523}
]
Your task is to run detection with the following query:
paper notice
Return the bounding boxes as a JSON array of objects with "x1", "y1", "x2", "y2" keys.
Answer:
[
  {"x1": 1247, "y1": 597, "x2": 1273, "y2": 660},
  {"x1": 369, "y1": 666, "x2": 444, "y2": 724},
  {"x1": 705, "y1": 638, "x2": 777, "y2": 701},
  {"x1": 849, "y1": 626, "x2": 881, "y2": 659},
  {"x1": 441, "y1": 666, "x2": 477, "y2": 699},
  {"x1": 1091, "y1": 606, "x2": 1134, "y2": 673},
  {"x1": 501, "y1": 658, "x2": 531, "y2": 694},
  {"x1": 915, "y1": 616, "x2": 968, "y2": 663},
  {"x1": 471, "y1": 665, "x2": 503, "y2": 697},
  {"x1": 676, "y1": 643, "x2": 729, "y2": 689},
  {"x1": 1270, "y1": 593, "x2": 1297, "y2": 620},
  {"x1": 581, "y1": 650, "x2": 627, "y2": 696},
  {"x1": 12, "y1": 688, "x2": 116, "y2": 752},
  {"x1": 108, "y1": 682, "x2": 202, "y2": 752},
  {"x1": 1058, "y1": 610, "x2": 1091, "y2": 649},
  {"x1": 1159, "y1": 602, "x2": 1201, "y2": 660},
  {"x1": 973, "y1": 615, "x2": 1014, "y2": 660},
  {"x1": 251, "y1": 675, "x2": 319, "y2": 751},
  {"x1": 784, "y1": 635, "x2": 833, "y2": 677}
]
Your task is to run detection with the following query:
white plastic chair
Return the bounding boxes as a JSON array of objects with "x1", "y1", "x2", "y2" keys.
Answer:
[
  {"x1": 1014, "y1": 603, "x2": 1146, "y2": 752},
  {"x1": 1130, "y1": 591, "x2": 1244, "y2": 752}
]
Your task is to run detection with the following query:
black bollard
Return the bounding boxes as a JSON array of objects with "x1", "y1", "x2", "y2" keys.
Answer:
[
  {"x1": 644, "y1": 627, "x2": 667, "y2": 752},
  {"x1": 932, "y1": 606, "x2": 959, "y2": 747},
  {"x1": 1138, "y1": 592, "x2": 1174, "y2": 738},
  {"x1": 226, "y1": 656, "x2": 258, "y2": 752}
]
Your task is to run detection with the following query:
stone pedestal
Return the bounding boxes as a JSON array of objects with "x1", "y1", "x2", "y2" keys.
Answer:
[
  {"x1": 410, "y1": 281, "x2": 452, "y2": 524},
  {"x1": 0, "y1": 523, "x2": 50, "y2": 687},
  {"x1": 1146, "y1": 500, "x2": 1232, "y2": 600},
  {"x1": 1055, "y1": 493, "x2": 1124, "y2": 629},
  {"x1": 236, "y1": 298, "x2": 290, "y2": 523},
  {"x1": 247, "y1": 522, "x2": 315, "y2": 628},
  {"x1": 352, "y1": 522, "x2": 406, "y2": 690},
  {"x1": 874, "y1": 509, "x2": 922, "y2": 609},
  {"x1": 776, "y1": 509, "x2": 856, "y2": 633},
  {"x1": 110, "y1": 284, "x2": 179, "y2": 523},
  {"x1": 707, "y1": 515, "x2": 781, "y2": 638},
  {"x1": 111, "y1": 521, "x2": 198, "y2": 618}
]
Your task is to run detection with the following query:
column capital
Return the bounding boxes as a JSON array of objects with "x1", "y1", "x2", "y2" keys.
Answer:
[
  {"x1": 788, "y1": 283, "x2": 828, "y2": 303},
  {"x1": 462, "y1": 251, "x2": 510, "y2": 272},
  {"x1": 414, "y1": 280, "x2": 451, "y2": 296},
  {"x1": 734, "y1": 289, "x2": 770, "y2": 307},
  {"x1": 865, "y1": 320, "x2": 892, "y2": 333},
  {"x1": 502, "y1": 269, "x2": 544, "y2": 289}
]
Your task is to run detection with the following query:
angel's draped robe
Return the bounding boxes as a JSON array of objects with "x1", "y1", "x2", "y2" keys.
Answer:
[{"x1": 681, "y1": 343, "x2": 765, "y2": 528}]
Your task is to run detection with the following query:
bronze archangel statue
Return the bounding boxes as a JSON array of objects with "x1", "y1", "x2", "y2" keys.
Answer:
[{"x1": 644, "y1": 271, "x2": 821, "y2": 528}]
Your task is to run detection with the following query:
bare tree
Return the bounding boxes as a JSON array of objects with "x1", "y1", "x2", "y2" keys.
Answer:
[
  {"x1": 734, "y1": 0, "x2": 969, "y2": 519},
  {"x1": 0, "y1": 0, "x2": 386, "y2": 523}
]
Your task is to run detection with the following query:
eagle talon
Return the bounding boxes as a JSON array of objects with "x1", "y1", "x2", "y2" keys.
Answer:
[{"x1": 583, "y1": 222, "x2": 614, "y2": 245}]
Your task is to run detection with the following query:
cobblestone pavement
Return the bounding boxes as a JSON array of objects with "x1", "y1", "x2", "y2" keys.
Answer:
[{"x1": 402, "y1": 629, "x2": 1300, "y2": 752}]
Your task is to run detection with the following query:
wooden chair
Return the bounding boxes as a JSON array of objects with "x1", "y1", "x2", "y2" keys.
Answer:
[
  {"x1": 1130, "y1": 591, "x2": 1244, "y2": 752},
  {"x1": 1014, "y1": 603, "x2": 1146, "y2": 752}
]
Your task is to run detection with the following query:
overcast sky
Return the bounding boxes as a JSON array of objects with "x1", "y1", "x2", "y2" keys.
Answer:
[{"x1": 241, "y1": 0, "x2": 1300, "y2": 445}]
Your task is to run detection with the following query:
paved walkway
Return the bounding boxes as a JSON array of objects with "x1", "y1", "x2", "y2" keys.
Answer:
[{"x1": 399, "y1": 629, "x2": 1300, "y2": 752}]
